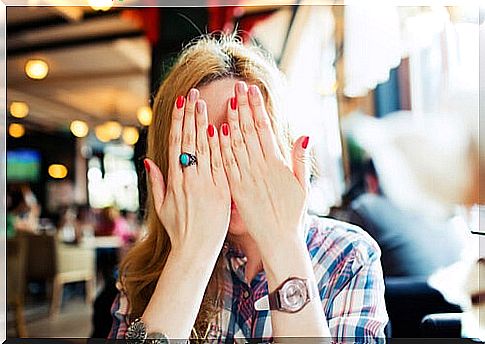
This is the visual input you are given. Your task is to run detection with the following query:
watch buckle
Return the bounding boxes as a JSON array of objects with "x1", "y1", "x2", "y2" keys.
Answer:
[{"x1": 254, "y1": 295, "x2": 270, "y2": 311}]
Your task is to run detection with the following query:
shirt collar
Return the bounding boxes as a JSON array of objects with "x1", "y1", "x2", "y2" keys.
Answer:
[{"x1": 222, "y1": 241, "x2": 267, "y2": 286}]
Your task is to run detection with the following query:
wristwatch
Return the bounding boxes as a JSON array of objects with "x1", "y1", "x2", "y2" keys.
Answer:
[
  {"x1": 125, "y1": 317, "x2": 170, "y2": 343},
  {"x1": 254, "y1": 277, "x2": 318, "y2": 313}
]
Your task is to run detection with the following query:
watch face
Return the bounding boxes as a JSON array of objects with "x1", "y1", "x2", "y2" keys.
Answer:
[{"x1": 280, "y1": 278, "x2": 308, "y2": 312}]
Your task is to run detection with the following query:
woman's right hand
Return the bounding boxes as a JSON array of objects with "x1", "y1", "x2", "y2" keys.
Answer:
[{"x1": 144, "y1": 88, "x2": 231, "y2": 256}]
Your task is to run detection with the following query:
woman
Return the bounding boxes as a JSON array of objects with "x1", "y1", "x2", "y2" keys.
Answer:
[{"x1": 108, "y1": 34, "x2": 388, "y2": 342}]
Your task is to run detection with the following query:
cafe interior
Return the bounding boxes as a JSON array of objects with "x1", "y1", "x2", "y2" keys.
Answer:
[{"x1": 4, "y1": 3, "x2": 484, "y2": 340}]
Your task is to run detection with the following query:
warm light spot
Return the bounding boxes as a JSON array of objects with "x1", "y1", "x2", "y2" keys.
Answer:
[
  {"x1": 70, "y1": 120, "x2": 89, "y2": 138},
  {"x1": 105, "y1": 121, "x2": 122, "y2": 140},
  {"x1": 48, "y1": 164, "x2": 68, "y2": 179},
  {"x1": 89, "y1": 0, "x2": 112, "y2": 11},
  {"x1": 10, "y1": 101, "x2": 29, "y2": 118},
  {"x1": 8, "y1": 123, "x2": 25, "y2": 138},
  {"x1": 137, "y1": 106, "x2": 152, "y2": 126},
  {"x1": 95, "y1": 124, "x2": 111, "y2": 143},
  {"x1": 122, "y1": 126, "x2": 139, "y2": 145},
  {"x1": 25, "y1": 59, "x2": 49, "y2": 80}
]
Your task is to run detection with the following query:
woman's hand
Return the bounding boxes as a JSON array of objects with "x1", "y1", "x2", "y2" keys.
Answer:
[
  {"x1": 219, "y1": 81, "x2": 310, "y2": 249},
  {"x1": 142, "y1": 90, "x2": 231, "y2": 339},
  {"x1": 145, "y1": 88, "x2": 231, "y2": 256},
  {"x1": 219, "y1": 81, "x2": 330, "y2": 339}
]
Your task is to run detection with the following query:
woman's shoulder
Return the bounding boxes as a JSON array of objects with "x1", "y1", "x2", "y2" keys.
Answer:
[{"x1": 304, "y1": 215, "x2": 382, "y2": 265}]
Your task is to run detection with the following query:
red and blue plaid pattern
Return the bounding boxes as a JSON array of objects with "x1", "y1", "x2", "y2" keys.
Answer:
[{"x1": 108, "y1": 216, "x2": 388, "y2": 342}]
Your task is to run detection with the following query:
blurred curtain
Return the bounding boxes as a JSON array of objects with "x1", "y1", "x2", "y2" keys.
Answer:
[
  {"x1": 254, "y1": 5, "x2": 345, "y2": 214},
  {"x1": 343, "y1": 1, "x2": 402, "y2": 97}
]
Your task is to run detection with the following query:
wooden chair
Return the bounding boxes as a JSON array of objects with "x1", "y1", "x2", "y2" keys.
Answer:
[
  {"x1": 50, "y1": 241, "x2": 96, "y2": 317},
  {"x1": 22, "y1": 232, "x2": 96, "y2": 317},
  {"x1": 7, "y1": 236, "x2": 28, "y2": 337}
]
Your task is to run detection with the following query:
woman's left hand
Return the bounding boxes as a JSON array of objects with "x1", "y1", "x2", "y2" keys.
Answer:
[{"x1": 219, "y1": 81, "x2": 310, "y2": 250}]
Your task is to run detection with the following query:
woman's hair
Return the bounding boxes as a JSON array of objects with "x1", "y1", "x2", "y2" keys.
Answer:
[{"x1": 118, "y1": 32, "x2": 294, "y2": 338}]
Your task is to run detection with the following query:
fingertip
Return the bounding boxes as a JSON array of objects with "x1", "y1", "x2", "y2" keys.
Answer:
[
  {"x1": 230, "y1": 96, "x2": 237, "y2": 111},
  {"x1": 188, "y1": 88, "x2": 199, "y2": 102},
  {"x1": 143, "y1": 158, "x2": 151, "y2": 173},
  {"x1": 221, "y1": 123, "x2": 230, "y2": 137},
  {"x1": 196, "y1": 99, "x2": 207, "y2": 118},
  {"x1": 235, "y1": 81, "x2": 248, "y2": 95},
  {"x1": 302, "y1": 136, "x2": 310, "y2": 150},
  {"x1": 176, "y1": 95, "x2": 185, "y2": 109}
]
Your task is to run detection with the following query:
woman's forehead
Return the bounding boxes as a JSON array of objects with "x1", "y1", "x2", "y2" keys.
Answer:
[{"x1": 198, "y1": 78, "x2": 238, "y2": 127}]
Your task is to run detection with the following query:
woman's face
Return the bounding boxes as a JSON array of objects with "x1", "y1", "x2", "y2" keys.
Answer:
[{"x1": 198, "y1": 78, "x2": 247, "y2": 236}]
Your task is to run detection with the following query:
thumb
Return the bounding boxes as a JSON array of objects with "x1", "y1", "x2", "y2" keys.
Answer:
[
  {"x1": 144, "y1": 158, "x2": 166, "y2": 207},
  {"x1": 291, "y1": 136, "x2": 310, "y2": 190}
]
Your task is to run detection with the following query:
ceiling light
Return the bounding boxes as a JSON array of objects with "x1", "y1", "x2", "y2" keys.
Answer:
[
  {"x1": 10, "y1": 101, "x2": 29, "y2": 118},
  {"x1": 105, "y1": 120, "x2": 122, "y2": 140},
  {"x1": 89, "y1": 0, "x2": 112, "y2": 11},
  {"x1": 122, "y1": 126, "x2": 139, "y2": 145},
  {"x1": 8, "y1": 123, "x2": 25, "y2": 138},
  {"x1": 137, "y1": 106, "x2": 152, "y2": 126},
  {"x1": 70, "y1": 120, "x2": 89, "y2": 138},
  {"x1": 25, "y1": 59, "x2": 49, "y2": 80},
  {"x1": 95, "y1": 124, "x2": 111, "y2": 143},
  {"x1": 48, "y1": 164, "x2": 68, "y2": 179}
]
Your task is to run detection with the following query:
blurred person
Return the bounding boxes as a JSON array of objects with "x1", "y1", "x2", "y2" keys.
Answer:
[
  {"x1": 76, "y1": 204, "x2": 96, "y2": 242},
  {"x1": 57, "y1": 205, "x2": 79, "y2": 244},
  {"x1": 95, "y1": 207, "x2": 116, "y2": 237},
  {"x1": 120, "y1": 210, "x2": 141, "y2": 244},
  {"x1": 108, "y1": 34, "x2": 388, "y2": 342},
  {"x1": 6, "y1": 184, "x2": 40, "y2": 237},
  {"x1": 346, "y1": 159, "x2": 466, "y2": 277}
]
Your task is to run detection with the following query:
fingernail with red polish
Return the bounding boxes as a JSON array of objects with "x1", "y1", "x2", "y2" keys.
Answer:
[
  {"x1": 208, "y1": 124, "x2": 215, "y2": 138},
  {"x1": 302, "y1": 136, "x2": 310, "y2": 149},
  {"x1": 144, "y1": 159, "x2": 150, "y2": 173},
  {"x1": 230, "y1": 97, "x2": 237, "y2": 110},
  {"x1": 176, "y1": 96, "x2": 184, "y2": 109},
  {"x1": 222, "y1": 123, "x2": 229, "y2": 136}
]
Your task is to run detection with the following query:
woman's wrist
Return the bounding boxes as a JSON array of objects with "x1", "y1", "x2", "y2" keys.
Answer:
[
  {"x1": 169, "y1": 239, "x2": 223, "y2": 271},
  {"x1": 259, "y1": 233, "x2": 315, "y2": 288}
]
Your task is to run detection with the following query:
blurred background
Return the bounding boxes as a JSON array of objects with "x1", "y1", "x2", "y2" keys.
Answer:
[{"x1": 4, "y1": 3, "x2": 483, "y2": 340}]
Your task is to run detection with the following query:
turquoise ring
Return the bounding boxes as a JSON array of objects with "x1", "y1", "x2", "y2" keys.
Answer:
[{"x1": 179, "y1": 152, "x2": 197, "y2": 168}]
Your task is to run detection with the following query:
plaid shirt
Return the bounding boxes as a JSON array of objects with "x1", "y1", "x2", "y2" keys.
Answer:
[{"x1": 108, "y1": 216, "x2": 388, "y2": 342}]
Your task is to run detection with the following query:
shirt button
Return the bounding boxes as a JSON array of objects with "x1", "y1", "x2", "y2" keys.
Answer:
[{"x1": 243, "y1": 290, "x2": 251, "y2": 299}]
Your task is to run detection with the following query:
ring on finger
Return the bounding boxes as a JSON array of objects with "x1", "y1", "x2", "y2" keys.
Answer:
[{"x1": 179, "y1": 152, "x2": 197, "y2": 168}]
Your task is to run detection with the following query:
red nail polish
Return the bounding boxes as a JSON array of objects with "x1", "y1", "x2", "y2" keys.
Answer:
[
  {"x1": 144, "y1": 159, "x2": 150, "y2": 173},
  {"x1": 222, "y1": 123, "x2": 229, "y2": 136},
  {"x1": 230, "y1": 97, "x2": 237, "y2": 110},
  {"x1": 208, "y1": 124, "x2": 215, "y2": 138},
  {"x1": 302, "y1": 136, "x2": 310, "y2": 149},
  {"x1": 176, "y1": 96, "x2": 185, "y2": 109}
]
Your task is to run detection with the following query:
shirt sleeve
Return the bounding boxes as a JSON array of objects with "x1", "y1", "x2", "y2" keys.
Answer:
[
  {"x1": 107, "y1": 282, "x2": 131, "y2": 339},
  {"x1": 327, "y1": 245, "x2": 388, "y2": 342},
  {"x1": 306, "y1": 218, "x2": 389, "y2": 341}
]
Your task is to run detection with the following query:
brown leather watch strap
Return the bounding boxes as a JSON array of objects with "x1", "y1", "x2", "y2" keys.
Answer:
[{"x1": 268, "y1": 288, "x2": 280, "y2": 310}]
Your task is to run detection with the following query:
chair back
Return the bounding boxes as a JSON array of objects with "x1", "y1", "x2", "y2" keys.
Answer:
[
  {"x1": 7, "y1": 236, "x2": 27, "y2": 304},
  {"x1": 21, "y1": 232, "x2": 57, "y2": 281}
]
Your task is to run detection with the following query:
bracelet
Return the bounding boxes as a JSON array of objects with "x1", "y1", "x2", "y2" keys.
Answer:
[{"x1": 125, "y1": 317, "x2": 170, "y2": 344}]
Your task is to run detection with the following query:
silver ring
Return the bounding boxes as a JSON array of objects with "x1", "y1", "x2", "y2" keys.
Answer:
[{"x1": 179, "y1": 152, "x2": 197, "y2": 167}]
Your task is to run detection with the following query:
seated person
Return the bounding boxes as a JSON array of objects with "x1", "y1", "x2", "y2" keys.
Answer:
[
  {"x1": 347, "y1": 161, "x2": 466, "y2": 277},
  {"x1": 108, "y1": 34, "x2": 388, "y2": 342}
]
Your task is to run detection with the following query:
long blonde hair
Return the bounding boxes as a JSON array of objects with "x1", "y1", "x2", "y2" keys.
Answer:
[{"x1": 118, "y1": 33, "x2": 293, "y2": 338}]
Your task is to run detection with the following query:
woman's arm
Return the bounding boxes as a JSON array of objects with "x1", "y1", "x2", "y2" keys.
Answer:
[
  {"x1": 125, "y1": 89, "x2": 231, "y2": 340},
  {"x1": 219, "y1": 81, "x2": 331, "y2": 339},
  {"x1": 141, "y1": 244, "x2": 221, "y2": 339},
  {"x1": 261, "y1": 237, "x2": 331, "y2": 338}
]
